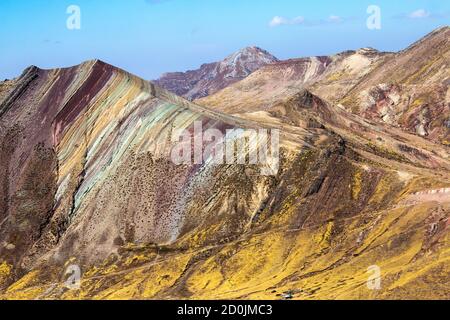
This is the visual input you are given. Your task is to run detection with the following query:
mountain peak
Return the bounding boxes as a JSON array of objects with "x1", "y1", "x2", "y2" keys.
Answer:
[
  {"x1": 155, "y1": 47, "x2": 277, "y2": 100},
  {"x1": 233, "y1": 46, "x2": 277, "y2": 57},
  {"x1": 226, "y1": 46, "x2": 277, "y2": 59},
  {"x1": 218, "y1": 46, "x2": 278, "y2": 77},
  {"x1": 357, "y1": 47, "x2": 379, "y2": 54}
]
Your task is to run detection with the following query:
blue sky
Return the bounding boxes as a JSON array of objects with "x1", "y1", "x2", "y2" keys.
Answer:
[{"x1": 1, "y1": 0, "x2": 449, "y2": 80}]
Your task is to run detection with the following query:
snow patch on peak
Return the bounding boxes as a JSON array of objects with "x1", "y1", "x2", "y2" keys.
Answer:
[{"x1": 217, "y1": 47, "x2": 278, "y2": 79}]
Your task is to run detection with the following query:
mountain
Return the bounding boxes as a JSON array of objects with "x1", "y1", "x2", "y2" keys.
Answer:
[
  {"x1": 197, "y1": 49, "x2": 387, "y2": 113},
  {"x1": 199, "y1": 27, "x2": 450, "y2": 145},
  {"x1": 0, "y1": 59, "x2": 265, "y2": 269},
  {"x1": 338, "y1": 26, "x2": 450, "y2": 144},
  {"x1": 0, "y1": 58, "x2": 449, "y2": 300},
  {"x1": 154, "y1": 46, "x2": 278, "y2": 100}
]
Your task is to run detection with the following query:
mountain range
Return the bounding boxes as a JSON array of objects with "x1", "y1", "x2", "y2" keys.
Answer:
[
  {"x1": 0, "y1": 27, "x2": 449, "y2": 300},
  {"x1": 197, "y1": 26, "x2": 449, "y2": 145},
  {"x1": 154, "y1": 46, "x2": 278, "y2": 100}
]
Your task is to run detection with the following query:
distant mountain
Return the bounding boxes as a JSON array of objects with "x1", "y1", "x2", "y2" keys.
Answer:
[
  {"x1": 199, "y1": 27, "x2": 450, "y2": 144},
  {"x1": 197, "y1": 56, "x2": 333, "y2": 113},
  {"x1": 154, "y1": 46, "x2": 278, "y2": 100},
  {"x1": 197, "y1": 49, "x2": 384, "y2": 113}
]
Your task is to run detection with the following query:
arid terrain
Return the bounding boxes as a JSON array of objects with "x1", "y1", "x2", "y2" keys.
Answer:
[{"x1": 0, "y1": 27, "x2": 449, "y2": 300}]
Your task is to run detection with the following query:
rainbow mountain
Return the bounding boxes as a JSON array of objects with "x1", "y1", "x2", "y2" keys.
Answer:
[{"x1": 0, "y1": 29, "x2": 449, "y2": 300}]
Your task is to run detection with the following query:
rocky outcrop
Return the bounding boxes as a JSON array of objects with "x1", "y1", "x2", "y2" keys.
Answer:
[{"x1": 339, "y1": 27, "x2": 450, "y2": 144}]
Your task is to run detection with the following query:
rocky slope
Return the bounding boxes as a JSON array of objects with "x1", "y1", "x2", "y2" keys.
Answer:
[
  {"x1": 154, "y1": 46, "x2": 278, "y2": 100},
  {"x1": 0, "y1": 58, "x2": 449, "y2": 300},
  {"x1": 338, "y1": 26, "x2": 450, "y2": 144},
  {"x1": 0, "y1": 60, "x2": 274, "y2": 269}
]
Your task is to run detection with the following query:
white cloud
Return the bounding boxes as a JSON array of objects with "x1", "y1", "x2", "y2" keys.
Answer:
[
  {"x1": 269, "y1": 16, "x2": 288, "y2": 27},
  {"x1": 269, "y1": 16, "x2": 304, "y2": 27},
  {"x1": 328, "y1": 15, "x2": 343, "y2": 23},
  {"x1": 409, "y1": 9, "x2": 431, "y2": 19},
  {"x1": 291, "y1": 16, "x2": 305, "y2": 24}
]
